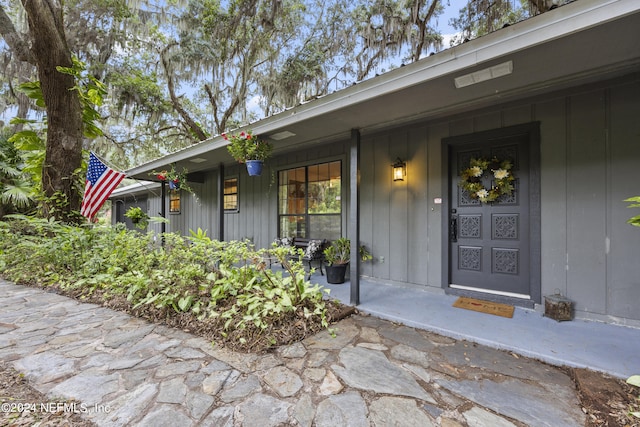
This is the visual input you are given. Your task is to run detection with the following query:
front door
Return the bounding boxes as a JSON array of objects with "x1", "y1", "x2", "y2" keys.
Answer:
[{"x1": 444, "y1": 123, "x2": 540, "y2": 306}]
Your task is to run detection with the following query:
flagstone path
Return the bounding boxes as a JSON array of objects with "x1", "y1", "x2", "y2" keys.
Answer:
[{"x1": 0, "y1": 280, "x2": 586, "y2": 426}]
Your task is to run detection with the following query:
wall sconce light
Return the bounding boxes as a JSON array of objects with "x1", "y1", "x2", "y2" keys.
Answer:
[{"x1": 392, "y1": 158, "x2": 406, "y2": 182}]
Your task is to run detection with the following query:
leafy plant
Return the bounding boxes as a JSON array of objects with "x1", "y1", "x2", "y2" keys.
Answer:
[
  {"x1": 224, "y1": 131, "x2": 273, "y2": 162},
  {"x1": 150, "y1": 164, "x2": 192, "y2": 192},
  {"x1": 625, "y1": 196, "x2": 640, "y2": 227},
  {"x1": 0, "y1": 128, "x2": 36, "y2": 214},
  {"x1": 124, "y1": 206, "x2": 149, "y2": 229},
  {"x1": 0, "y1": 216, "x2": 331, "y2": 350},
  {"x1": 627, "y1": 375, "x2": 640, "y2": 419},
  {"x1": 323, "y1": 237, "x2": 372, "y2": 266},
  {"x1": 56, "y1": 56, "x2": 107, "y2": 139}
]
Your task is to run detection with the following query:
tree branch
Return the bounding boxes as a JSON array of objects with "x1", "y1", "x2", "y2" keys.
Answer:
[
  {"x1": 0, "y1": 5, "x2": 36, "y2": 64},
  {"x1": 160, "y1": 43, "x2": 208, "y2": 142}
]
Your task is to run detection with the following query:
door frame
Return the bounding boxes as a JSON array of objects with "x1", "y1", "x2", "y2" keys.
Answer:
[{"x1": 441, "y1": 122, "x2": 541, "y2": 308}]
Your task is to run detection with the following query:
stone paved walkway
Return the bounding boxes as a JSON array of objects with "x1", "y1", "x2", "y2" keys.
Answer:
[{"x1": 0, "y1": 281, "x2": 586, "y2": 426}]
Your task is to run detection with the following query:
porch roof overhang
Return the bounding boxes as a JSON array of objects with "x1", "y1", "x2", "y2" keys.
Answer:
[
  {"x1": 126, "y1": 0, "x2": 640, "y2": 181},
  {"x1": 110, "y1": 181, "x2": 160, "y2": 199}
]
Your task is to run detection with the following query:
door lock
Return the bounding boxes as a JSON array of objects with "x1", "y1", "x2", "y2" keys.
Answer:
[{"x1": 449, "y1": 215, "x2": 458, "y2": 242}]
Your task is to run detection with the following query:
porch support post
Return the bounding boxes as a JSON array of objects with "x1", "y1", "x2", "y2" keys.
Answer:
[
  {"x1": 349, "y1": 128, "x2": 361, "y2": 305},
  {"x1": 160, "y1": 180, "x2": 166, "y2": 245},
  {"x1": 217, "y1": 163, "x2": 225, "y2": 241}
]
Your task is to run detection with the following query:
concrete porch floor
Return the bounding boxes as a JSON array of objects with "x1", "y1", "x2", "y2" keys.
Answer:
[{"x1": 312, "y1": 273, "x2": 639, "y2": 380}]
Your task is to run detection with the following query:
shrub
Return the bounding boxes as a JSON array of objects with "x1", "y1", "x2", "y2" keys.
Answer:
[{"x1": 0, "y1": 217, "x2": 330, "y2": 349}]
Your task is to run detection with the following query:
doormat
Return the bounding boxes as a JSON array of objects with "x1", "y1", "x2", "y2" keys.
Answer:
[{"x1": 453, "y1": 297, "x2": 514, "y2": 318}]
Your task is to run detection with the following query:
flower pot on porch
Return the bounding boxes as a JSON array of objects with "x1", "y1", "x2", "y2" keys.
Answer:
[
  {"x1": 245, "y1": 160, "x2": 264, "y2": 176},
  {"x1": 326, "y1": 264, "x2": 348, "y2": 284}
]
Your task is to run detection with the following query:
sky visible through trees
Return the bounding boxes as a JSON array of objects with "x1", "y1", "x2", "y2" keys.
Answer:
[
  {"x1": 0, "y1": 0, "x2": 468, "y2": 127},
  {"x1": 0, "y1": 0, "x2": 559, "y2": 222}
]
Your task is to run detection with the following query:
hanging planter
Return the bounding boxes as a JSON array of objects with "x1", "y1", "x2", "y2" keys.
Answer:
[
  {"x1": 124, "y1": 206, "x2": 149, "y2": 230},
  {"x1": 150, "y1": 165, "x2": 192, "y2": 193},
  {"x1": 225, "y1": 130, "x2": 273, "y2": 177},
  {"x1": 245, "y1": 160, "x2": 264, "y2": 177}
]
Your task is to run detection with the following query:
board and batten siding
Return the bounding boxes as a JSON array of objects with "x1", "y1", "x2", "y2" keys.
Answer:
[
  {"x1": 223, "y1": 141, "x2": 349, "y2": 250},
  {"x1": 537, "y1": 78, "x2": 640, "y2": 324},
  {"x1": 135, "y1": 75, "x2": 639, "y2": 325},
  {"x1": 357, "y1": 75, "x2": 640, "y2": 324},
  {"x1": 148, "y1": 178, "x2": 217, "y2": 237}
]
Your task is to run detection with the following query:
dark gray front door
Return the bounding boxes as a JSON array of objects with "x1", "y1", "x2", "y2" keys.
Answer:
[{"x1": 444, "y1": 124, "x2": 540, "y2": 304}]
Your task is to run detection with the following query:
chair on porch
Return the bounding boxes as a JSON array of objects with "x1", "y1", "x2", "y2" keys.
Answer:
[{"x1": 272, "y1": 237, "x2": 328, "y2": 279}]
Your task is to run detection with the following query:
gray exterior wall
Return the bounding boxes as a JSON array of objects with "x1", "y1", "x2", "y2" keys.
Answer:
[
  {"x1": 224, "y1": 141, "x2": 349, "y2": 249},
  {"x1": 357, "y1": 75, "x2": 640, "y2": 325},
  {"x1": 119, "y1": 74, "x2": 640, "y2": 326}
]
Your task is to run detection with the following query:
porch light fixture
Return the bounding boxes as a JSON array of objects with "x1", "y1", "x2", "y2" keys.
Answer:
[
  {"x1": 392, "y1": 158, "x2": 406, "y2": 182},
  {"x1": 454, "y1": 60, "x2": 513, "y2": 88}
]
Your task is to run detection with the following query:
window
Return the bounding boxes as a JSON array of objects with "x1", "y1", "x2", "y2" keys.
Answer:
[
  {"x1": 278, "y1": 160, "x2": 341, "y2": 240},
  {"x1": 169, "y1": 189, "x2": 181, "y2": 213},
  {"x1": 224, "y1": 177, "x2": 238, "y2": 211}
]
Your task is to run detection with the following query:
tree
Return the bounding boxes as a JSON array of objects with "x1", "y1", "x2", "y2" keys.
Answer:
[
  {"x1": 349, "y1": 0, "x2": 444, "y2": 81},
  {"x1": 450, "y1": 0, "x2": 568, "y2": 44},
  {"x1": 158, "y1": 0, "x2": 308, "y2": 138},
  {"x1": 0, "y1": 0, "x2": 455, "y2": 190},
  {"x1": 256, "y1": 0, "x2": 357, "y2": 114},
  {"x1": 0, "y1": 0, "x2": 84, "y2": 222}
]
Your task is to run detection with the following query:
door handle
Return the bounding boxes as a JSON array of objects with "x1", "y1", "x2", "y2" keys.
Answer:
[{"x1": 449, "y1": 215, "x2": 458, "y2": 242}]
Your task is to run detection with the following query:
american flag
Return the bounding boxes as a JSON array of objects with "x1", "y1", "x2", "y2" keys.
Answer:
[{"x1": 80, "y1": 152, "x2": 126, "y2": 220}]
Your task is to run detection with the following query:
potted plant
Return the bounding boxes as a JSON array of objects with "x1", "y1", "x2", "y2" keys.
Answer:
[
  {"x1": 150, "y1": 165, "x2": 192, "y2": 192},
  {"x1": 323, "y1": 238, "x2": 372, "y2": 284},
  {"x1": 124, "y1": 206, "x2": 149, "y2": 230},
  {"x1": 224, "y1": 131, "x2": 273, "y2": 176}
]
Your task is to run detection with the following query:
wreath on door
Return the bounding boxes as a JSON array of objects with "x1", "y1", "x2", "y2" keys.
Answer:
[{"x1": 459, "y1": 157, "x2": 515, "y2": 203}]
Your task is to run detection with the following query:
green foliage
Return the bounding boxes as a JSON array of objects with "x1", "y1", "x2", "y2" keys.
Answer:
[
  {"x1": 627, "y1": 375, "x2": 640, "y2": 419},
  {"x1": 450, "y1": 0, "x2": 530, "y2": 44},
  {"x1": 56, "y1": 56, "x2": 107, "y2": 139},
  {"x1": 150, "y1": 164, "x2": 193, "y2": 193},
  {"x1": 323, "y1": 237, "x2": 350, "y2": 265},
  {"x1": 0, "y1": 129, "x2": 36, "y2": 214},
  {"x1": 224, "y1": 131, "x2": 273, "y2": 162},
  {"x1": 7, "y1": 120, "x2": 46, "y2": 196},
  {"x1": 124, "y1": 206, "x2": 149, "y2": 229},
  {"x1": 323, "y1": 237, "x2": 372, "y2": 266},
  {"x1": 0, "y1": 217, "x2": 330, "y2": 348},
  {"x1": 5, "y1": 58, "x2": 104, "y2": 222},
  {"x1": 625, "y1": 196, "x2": 640, "y2": 227},
  {"x1": 107, "y1": 66, "x2": 172, "y2": 118},
  {"x1": 16, "y1": 82, "x2": 45, "y2": 108}
]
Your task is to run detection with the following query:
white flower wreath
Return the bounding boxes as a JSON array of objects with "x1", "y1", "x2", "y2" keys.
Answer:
[{"x1": 459, "y1": 157, "x2": 515, "y2": 203}]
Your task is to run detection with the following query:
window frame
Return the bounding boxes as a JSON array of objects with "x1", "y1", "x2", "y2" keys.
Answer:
[
  {"x1": 169, "y1": 188, "x2": 181, "y2": 214},
  {"x1": 277, "y1": 160, "x2": 342, "y2": 239},
  {"x1": 223, "y1": 176, "x2": 239, "y2": 213}
]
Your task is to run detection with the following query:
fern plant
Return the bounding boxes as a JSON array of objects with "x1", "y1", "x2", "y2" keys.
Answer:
[{"x1": 625, "y1": 196, "x2": 640, "y2": 227}]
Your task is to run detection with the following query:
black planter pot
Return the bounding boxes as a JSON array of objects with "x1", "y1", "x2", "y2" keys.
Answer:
[{"x1": 326, "y1": 264, "x2": 348, "y2": 284}]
